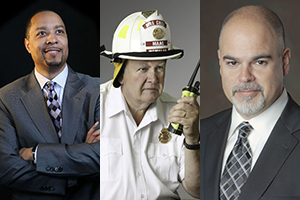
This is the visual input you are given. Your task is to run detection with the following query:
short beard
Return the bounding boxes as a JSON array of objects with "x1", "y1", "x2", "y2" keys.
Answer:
[
  {"x1": 45, "y1": 56, "x2": 64, "y2": 68},
  {"x1": 231, "y1": 82, "x2": 266, "y2": 116},
  {"x1": 42, "y1": 52, "x2": 65, "y2": 68}
]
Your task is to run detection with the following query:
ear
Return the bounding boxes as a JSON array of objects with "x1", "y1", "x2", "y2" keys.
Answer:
[
  {"x1": 217, "y1": 49, "x2": 221, "y2": 61},
  {"x1": 282, "y1": 47, "x2": 291, "y2": 76},
  {"x1": 24, "y1": 38, "x2": 31, "y2": 54},
  {"x1": 118, "y1": 74, "x2": 124, "y2": 85},
  {"x1": 217, "y1": 49, "x2": 223, "y2": 76}
]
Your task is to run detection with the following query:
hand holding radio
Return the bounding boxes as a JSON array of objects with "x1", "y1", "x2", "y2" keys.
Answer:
[
  {"x1": 167, "y1": 59, "x2": 200, "y2": 140},
  {"x1": 168, "y1": 96, "x2": 199, "y2": 143}
]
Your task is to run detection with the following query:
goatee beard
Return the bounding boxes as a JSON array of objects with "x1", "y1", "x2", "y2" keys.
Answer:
[
  {"x1": 231, "y1": 82, "x2": 265, "y2": 116},
  {"x1": 45, "y1": 56, "x2": 64, "y2": 68},
  {"x1": 232, "y1": 92, "x2": 266, "y2": 116}
]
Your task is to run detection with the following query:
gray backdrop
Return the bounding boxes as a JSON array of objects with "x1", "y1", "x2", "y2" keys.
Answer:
[
  {"x1": 100, "y1": 0, "x2": 200, "y2": 100},
  {"x1": 201, "y1": 0, "x2": 300, "y2": 119},
  {"x1": 100, "y1": 0, "x2": 200, "y2": 199}
]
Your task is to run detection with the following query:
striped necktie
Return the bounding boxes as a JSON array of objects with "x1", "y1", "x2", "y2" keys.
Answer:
[{"x1": 220, "y1": 121, "x2": 253, "y2": 200}]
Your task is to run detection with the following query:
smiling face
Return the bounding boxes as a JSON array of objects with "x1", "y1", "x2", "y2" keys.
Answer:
[
  {"x1": 24, "y1": 11, "x2": 69, "y2": 73},
  {"x1": 120, "y1": 60, "x2": 166, "y2": 109},
  {"x1": 218, "y1": 17, "x2": 290, "y2": 119}
]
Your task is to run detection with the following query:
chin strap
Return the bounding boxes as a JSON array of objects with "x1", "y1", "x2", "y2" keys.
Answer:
[
  {"x1": 100, "y1": 45, "x2": 123, "y2": 63},
  {"x1": 100, "y1": 45, "x2": 112, "y2": 59}
]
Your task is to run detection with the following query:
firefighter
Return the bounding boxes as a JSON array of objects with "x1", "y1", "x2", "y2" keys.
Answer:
[{"x1": 100, "y1": 10, "x2": 199, "y2": 199}]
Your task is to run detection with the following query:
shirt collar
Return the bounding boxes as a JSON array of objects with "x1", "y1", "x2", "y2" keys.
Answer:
[
  {"x1": 34, "y1": 64, "x2": 69, "y2": 89},
  {"x1": 155, "y1": 97, "x2": 169, "y2": 127},
  {"x1": 229, "y1": 88, "x2": 288, "y2": 139},
  {"x1": 106, "y1": 85, "x2": 166, "y2": 126},
  {"x1": 106, "y1": 86, "x2": 130, "y2": 118}
]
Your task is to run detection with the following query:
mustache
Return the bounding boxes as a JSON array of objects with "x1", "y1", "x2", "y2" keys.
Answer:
[{"x1": 232, "y1": 82, "x2": 264, "y2": 96}]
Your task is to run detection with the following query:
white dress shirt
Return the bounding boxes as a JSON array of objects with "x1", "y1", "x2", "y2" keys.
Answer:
[
  {"x1": 100, "y1": 80, "x2": 185, "y2": 200},
  {"x1": 221, "y1": 88, "x2": 288, "y2": 174},
  {"x1": 33, "y1": 65, "x2": 68, "y2": 162},
  {"x1": 34, "y1": 65, "x2": 68, "y2": 108}
]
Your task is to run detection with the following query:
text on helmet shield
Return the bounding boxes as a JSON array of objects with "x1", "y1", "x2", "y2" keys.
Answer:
[
  {"x1": 146, "y1": 40, "x2": 168, "y2": 47},
  {"x1": 147, "y1": 48, "x2": 168, "y2": 52},
  {"x1": 142, "y1": 20, "x2": 167, "y2": 29}
]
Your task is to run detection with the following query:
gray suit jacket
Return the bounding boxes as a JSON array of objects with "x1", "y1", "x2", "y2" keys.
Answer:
[
  {"x1": 0, "y1": 67, "x2": 100, "y2": 200},
  {"x1": 200, "y1": 95, "x2": 300, "y2": 200}
]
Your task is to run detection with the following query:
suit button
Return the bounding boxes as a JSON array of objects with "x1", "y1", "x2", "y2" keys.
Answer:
[
  {"x1": 46, "y1": 166, "x2": 51, "y2": 171},
  {"x1": 50, "y1": 186, "x2": 56, "y2": 191},
  {"x1": 54, "y1": 167, "x2": 59, "y2": 172},
  {"x1": 58, "y1": 167, "x2": 63, "y2": 172}
]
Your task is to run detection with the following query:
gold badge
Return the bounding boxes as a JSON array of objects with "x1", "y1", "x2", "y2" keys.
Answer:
[
  {"x1": 158, "y1": 128, "x2": 171, "y2": 144},
  {"x1": 153, "y1": 28, "x2": 164, "y2": 39}
]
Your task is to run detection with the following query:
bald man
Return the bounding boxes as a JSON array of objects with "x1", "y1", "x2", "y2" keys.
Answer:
[
  {"x1": 0, "y1": 10, "x2": 99, "y2": 199},
  {"x1": 201, "y1": 6, "x2": 300, "y2": 200}
]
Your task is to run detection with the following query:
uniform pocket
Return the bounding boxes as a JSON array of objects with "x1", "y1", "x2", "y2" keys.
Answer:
[
  {"x1": 100, "y1": 138, "x2": 123, "y2": 182},
  {"x1": 147, "y1": 142, "x2": 180, "y2": 183}
]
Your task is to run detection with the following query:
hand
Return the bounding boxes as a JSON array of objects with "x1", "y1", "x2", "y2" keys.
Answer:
[
  {"x1": 168, "y1": 97, "x2": 199, "y2": 144},
  {"x1": 85, "y1": 121, "x2": 100, "y2": 143},
  {"x1": 19, "y1": 147, "x2": 33, "y2": 161}
]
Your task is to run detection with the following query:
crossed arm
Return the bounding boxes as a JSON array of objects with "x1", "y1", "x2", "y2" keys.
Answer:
[
  {"x1": 0, "y1": 101, "x2": 100, "y2": 194},
  {"x1": 19, "y1": 121, "x2": 100, "y2": 161}
]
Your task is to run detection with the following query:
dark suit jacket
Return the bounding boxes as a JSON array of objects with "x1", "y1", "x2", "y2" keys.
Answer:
[
  {"x1": 0, "y1": 67, "x2": 100, "y2": 200},
  {"x1": 201, "y1": 95, "x2": 300, "y2": 200}
]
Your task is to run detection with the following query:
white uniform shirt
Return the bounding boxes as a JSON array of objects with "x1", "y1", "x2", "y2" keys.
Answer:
[
  {"x1": 221, "y1": 88, "x2": 288, "y2": 174},
  {"x1": 100, "y1": 80, "x2": 185, "y2": 200}
]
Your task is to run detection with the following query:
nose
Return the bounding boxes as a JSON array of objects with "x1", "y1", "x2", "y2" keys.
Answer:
[
  {"x1": 238, "y1": 64, "x2": 255, "y2": 83},
  {"x1": 147, "y1": 69, "x2": 159, "y2": 83},
  {"x1": 46, "y1": 33, "x2": 58, "y2": 45}
]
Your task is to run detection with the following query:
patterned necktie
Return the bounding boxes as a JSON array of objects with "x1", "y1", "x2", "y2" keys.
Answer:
[
  {"x1": 220, "y1": 122, "x2": 253, "y2": 200},
  {"x1": 43, "y1": 81, "x2": 62, "y2": 139}
]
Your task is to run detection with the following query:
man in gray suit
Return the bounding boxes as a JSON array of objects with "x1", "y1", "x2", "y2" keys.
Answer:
[
  {"x1": 201, "y1": 6, "x2": 300, "y2": 200},
  {"x1": 0, "y1": 10, "x2": 99, "y2": 199}
]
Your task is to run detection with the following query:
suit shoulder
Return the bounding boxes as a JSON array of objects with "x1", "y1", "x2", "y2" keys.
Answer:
[
  {"x1": 76, "y1": 72, "x2": 100, "y2": 89},
  {"x1": 0, "y1": 74, "x2": 30, "y2": 96},
  {"x1": 201, "y1": 108, "x2": 232, "y2": 131}
]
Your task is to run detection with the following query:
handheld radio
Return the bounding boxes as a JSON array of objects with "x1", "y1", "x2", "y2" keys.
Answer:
[{"x1": 167, "y1": 59, "x2": 200, "y2": 135}]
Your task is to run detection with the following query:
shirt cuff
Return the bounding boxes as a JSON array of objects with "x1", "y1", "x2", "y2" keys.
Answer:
[{"x1": 34, "y1": 145, "x2": 39, "y2": 164}]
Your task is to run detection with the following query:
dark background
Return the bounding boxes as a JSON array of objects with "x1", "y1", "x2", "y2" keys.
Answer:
[
  {"x1": 0, "y1": 0, "x2": 99, "y2": 89},
  {"x1": 0, "y1": 0, "x2": 98, "y2": 199},
  {"x1": 200, "y1": 0, "x2": 300, "y2": 119}
]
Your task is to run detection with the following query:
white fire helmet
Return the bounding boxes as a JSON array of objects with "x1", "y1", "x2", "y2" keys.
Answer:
[{"x1": 100, "y1": 10, "x2": 184, "y2": 87}]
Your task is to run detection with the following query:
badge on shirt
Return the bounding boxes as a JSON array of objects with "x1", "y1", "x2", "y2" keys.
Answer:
[{"x1": 158, "y1": 128, "x2": 171, "y2": 144}]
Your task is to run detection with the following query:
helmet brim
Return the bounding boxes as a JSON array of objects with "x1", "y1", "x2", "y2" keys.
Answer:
[
  {"x1": 115, "y1": 49, "x2": 184, "y2": 61},
  {"x1": 105, "y1": 49, "x2": 184, "y2": 63}
]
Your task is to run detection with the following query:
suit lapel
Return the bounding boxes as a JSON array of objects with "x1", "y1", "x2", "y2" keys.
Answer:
[
  {"x1": 240, "y1": 96, "x2": 300, "y2": 199},
  {"x1": 20, "y1": 72, "x2": 59, "y2": 143},
  {"x1": 60, "y1": 68, "x2": 86, "y2": 144},
  {"x1": 203, "y1": 109, "x2": 232, "y2": 200}
]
